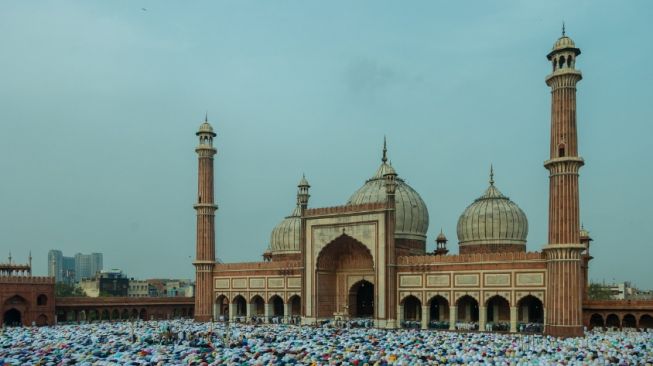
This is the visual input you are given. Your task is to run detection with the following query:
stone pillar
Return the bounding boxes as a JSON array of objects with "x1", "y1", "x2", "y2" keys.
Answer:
[
  {"x1": 246, "y1": 303, "x2": 252, "y2": 320},
  {"x1": 479, "y1": 306, "x2": 487, "y2": 332},
  {"x1": 521, "y1": 305, "x2": 529, "y2": 323},
  {"x1": 397, "y1": 305, "x2": 404, "y2": 327},
  {"x1": 228, "y1": 303, "x2": 236, "y2": 321},
  {"x1": 449, "y1": 306, "x2": 457, "y2": 330},
  {"x1": 510, "y1": 306, "x2": 518, "y2": 333},
  {"x1": 284, "y1": 303, "x2": 290, "y2": 323},
  {"x1": 264, "y1": 303, "x2": 271, "y2": 323},
  {"x1": 421, "y1": 305, "x2": 429, "y2": 330}
]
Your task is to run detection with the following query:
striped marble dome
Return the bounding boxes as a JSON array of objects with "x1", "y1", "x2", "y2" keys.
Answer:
[
  {"x1": 347, "y1": 159, "x2": 429, "y2": 242},
  {"x1": 269, "y1": 205, "x2": 301, "y2": 254},
  {"x1": 457, "y1": 171, "x2": 528, "y2": 248}
]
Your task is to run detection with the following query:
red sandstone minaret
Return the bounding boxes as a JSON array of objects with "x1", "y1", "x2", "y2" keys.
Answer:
[
  {"x1": 543, "y1": 26, "x2": 586, "y2": 337},
  {"x1": 194, "y1": 115, "x2": 217, "y2": 322}
]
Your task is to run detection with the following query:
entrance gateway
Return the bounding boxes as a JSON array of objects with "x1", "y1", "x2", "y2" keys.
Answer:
[{"x1": 314, "y1": 234, "x2": 376, "y2": 319}]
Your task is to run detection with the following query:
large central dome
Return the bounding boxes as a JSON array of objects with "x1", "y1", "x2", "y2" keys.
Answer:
[{"x1": 347, "y1": 142, "x2": 429, "y2": 242}]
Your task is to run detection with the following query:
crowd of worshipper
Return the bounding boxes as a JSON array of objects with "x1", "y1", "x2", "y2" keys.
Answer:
[
  {"x1": 218, "y1": 315, "x2": 302, "y2": 325},
  {"x1": 1, "y1": 319, "x2": 652, "y2": 365}
]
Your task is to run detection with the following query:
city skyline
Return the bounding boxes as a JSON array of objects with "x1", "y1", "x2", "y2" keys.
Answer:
[{"x1": 1, "y1": 1, "x2": 652, "y2": 287}]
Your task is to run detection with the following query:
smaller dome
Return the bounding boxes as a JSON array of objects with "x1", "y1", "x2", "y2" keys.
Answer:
[
  {"x1": 457, "y1": 169, "x2": 528, "y2": 253},
  {"x1": 269, "y1": 205, "x2": 301, "y2": 254},
  {"x1": 197, "y1": 115, "x2": 216, "y2": 136},
  {"x1": 298, "y1": 174, "x2": 310, "y2": 187},
  {"x1": 553, "y1": 35, "x2": 576, "y2": 51},
  {"x1": 436, "y1": 229, "x2": 447, "y2": 243},
  {"x1": 580, "y1": 227, "x2": 589, "y2": 238},
  {"x1": 198, "y1": 121, "x2": 214, "y2": 133}
]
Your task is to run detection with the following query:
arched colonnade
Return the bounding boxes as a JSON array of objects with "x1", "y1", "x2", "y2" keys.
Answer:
[
  {"x1": 399, "y1": 293, "x2": 544, "y2": 333},
  {"x1": 214, "y1": 293, "x2": 301, "y2": 323}
]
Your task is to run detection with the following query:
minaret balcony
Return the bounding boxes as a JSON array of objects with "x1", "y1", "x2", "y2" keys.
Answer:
[{"x1": 543, "y1": 156, "x2": 584, "y2": 173}]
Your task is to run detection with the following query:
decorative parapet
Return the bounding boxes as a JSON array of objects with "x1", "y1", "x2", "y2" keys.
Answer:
[
  {"x1": 583, "y1": 300, "x2": 653, "y2": 311},
  {"x1": 397, "y1": 251, "x2": 545, "y2": 265},
  {"x1": 214, "y1": 260, "x2": 302, "y2": 271},
  {"x1": 304, "y1": 202, "x2": 387, "y2": 217},
  {"x1": 0, "y1": 276, "x2": 54, "y2": 284}
]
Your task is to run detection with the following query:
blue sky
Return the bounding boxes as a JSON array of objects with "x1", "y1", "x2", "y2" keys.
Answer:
[{"x1": 1, "y1": 1, "x2": 652, "y2": 288}]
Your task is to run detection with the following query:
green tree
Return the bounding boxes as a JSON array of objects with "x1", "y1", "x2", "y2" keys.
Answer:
[
  {"x1": 55, "y1": 283, "x2": 86, "y2": 297},
  {"x1": 588, "y1": 283, "x2": 613, "y2": 300}
]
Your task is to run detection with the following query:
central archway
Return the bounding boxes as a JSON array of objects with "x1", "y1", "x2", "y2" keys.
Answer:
[
  {"x1": 3, "y1": 308, "x2": 21, "y2": 326},
  {"x1": 349, "y1": 280, "x2": 374, "y2": 318},
  {"x1": 315, "y1": 234, "x2": 374, "y2": 318}
]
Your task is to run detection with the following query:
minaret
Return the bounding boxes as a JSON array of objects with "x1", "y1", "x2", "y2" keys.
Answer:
[
  {"x1": 543, "y1": 27, "x2": 585, "y2": 337},
  {"x1": 383, "y1": 157, "x2": 398, "y2": 328},
  {"x1": 194, "y1": 115, "x2": 217, "y2": 322},
  {"x1": 579, "y1": 226, "x2": 593, "y2": 302},
  {"x1": 298, "y1": 174, "x2": 310, "y2": 317}
]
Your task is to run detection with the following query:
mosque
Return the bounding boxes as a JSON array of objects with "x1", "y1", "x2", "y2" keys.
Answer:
[{"x1": 192, "y1": 31, "x2": 617, "y2": 338}]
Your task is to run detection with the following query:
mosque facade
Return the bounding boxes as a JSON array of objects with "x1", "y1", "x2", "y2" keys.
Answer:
[{"x1": 192, "y1": 32, "x2": 633, "y2": 338}]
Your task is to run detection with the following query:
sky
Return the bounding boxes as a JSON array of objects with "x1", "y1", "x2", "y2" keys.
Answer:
[{"x1": 1, "y1": 1, "x2": 652, "y2": 288}]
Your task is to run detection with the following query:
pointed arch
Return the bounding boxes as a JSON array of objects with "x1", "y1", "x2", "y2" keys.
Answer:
[
  {"x1": 589, "y1": 313, "x2": 604, "y2": 329},
  {"x1": 401, "y1": 295, "x2": 422, "y2": 323},
  {"x1": 250, "y1": 295, "x2": 265, "y2": 316},
  {"x1": 456, "y1": 295, "x2": 479, "y2": 322},
  {"x1": 288, "y1": 295, "x2": 301, "y2": 317},
  {"x1": 269, "y1": 295, "x2": 284, "y2": 317},
  {"x1": 427, "y1": 295, "x2": 449, "y2": 323}
]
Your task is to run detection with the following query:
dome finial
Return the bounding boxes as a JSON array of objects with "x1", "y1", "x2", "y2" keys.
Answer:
[
  {"x1": 562, "y1": 21, "x2": 566, "y2": 36},
  {"x1": 489, "y1": 164, "x2": 495, "y2": 186},
  {"x1": 382, "y1": 136, "x2": 388, "y2": 163},
  {"x1": 205, "y1": 111, "x2": 208, "y2": 123}
]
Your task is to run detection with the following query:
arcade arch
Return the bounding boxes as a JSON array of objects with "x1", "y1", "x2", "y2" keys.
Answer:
[
  {"x1": 232, "y1": 295, "x2": 247, "y2": 317},
  {"x1": 428, "y1": 295, "x2": 449, "y2": 323},
  {"x1": 516, "y1": 295, "x2": 544, "y2": 323},
  {"x1": 214, "y1": 295, "x2": 229, "y2": 319},
  {"x1": 288, "y1": 295, "x2": 301, "y2": 317},
  {"x1": 589, "y1": 314, "x2": 604, "y2": 329},
  {"x1": 485, "y1": 295, "x2": 510, "y2": 324},
  {"x1": 269, "y1": 295, "x2": 284, "y2": 317},
  {"x1": 401, "y1": 295, "x2": 422, "y2": 322},
  {"x1": 456, "y1": 295, "x2": 479, "y2": 322}
]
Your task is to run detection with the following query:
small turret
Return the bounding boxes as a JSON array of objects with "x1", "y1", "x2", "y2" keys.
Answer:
[
  {"x1": 434, "y1": 229, "x2": 449, "y2": 256},
  {"x1": 297, "y1": 174, "x2": 310, "y2": 208}
]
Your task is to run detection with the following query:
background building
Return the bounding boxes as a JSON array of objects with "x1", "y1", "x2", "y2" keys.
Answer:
[
  {"x1": 47, "y1": 250, "x2": 76, "y2": 285},
  {"x1": 79, "y1": 269, "x2": 128, "y2": 297},
  {"x1": 74, "y1": 253, "x2": 103, "y2": 282},
  {"x1": 146, "y1": 279, "x2": 194, "y2": 297},
  {"x1": 128, "y1": 279, "x2": 149, "y2": 298},
  {"x1": 48, "y1": 250, "x2": 103, "y2": 284}
]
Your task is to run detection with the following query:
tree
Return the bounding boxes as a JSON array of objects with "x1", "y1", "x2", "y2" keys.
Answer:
[
  {"x1": 588, "y1": 283, "x2": 613, "y2": 300},
  {"x1": 55, "y1": 283, "x2": 86, "y2": 297}
]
